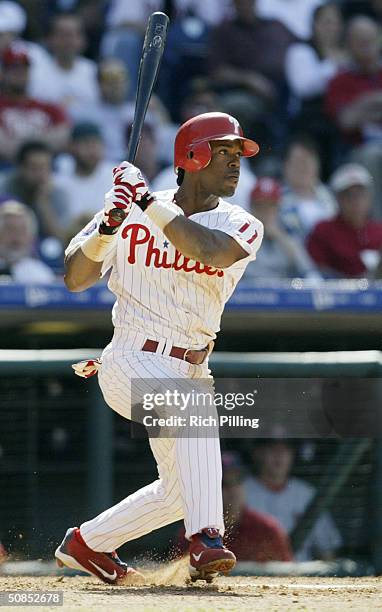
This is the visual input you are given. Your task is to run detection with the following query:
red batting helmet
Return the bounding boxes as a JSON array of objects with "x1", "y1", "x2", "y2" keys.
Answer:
[{"x1": 174, "y1": 112, "x2": 259, "y2": 173}]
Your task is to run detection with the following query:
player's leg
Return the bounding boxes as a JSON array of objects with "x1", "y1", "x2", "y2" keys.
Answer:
[
  {"x1": 171, "y1": 369, "x2": 236, "y2": 581},
  {"x1": 55, "y1": 435, "x2": 184, "y2": 583},
  {"x1": 80, "y1": 436, "x2": 184, "y2": 551}
]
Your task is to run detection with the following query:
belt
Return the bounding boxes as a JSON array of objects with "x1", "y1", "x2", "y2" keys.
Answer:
[{"x1": 142, "y1": 339, "x2": 211, "y2": 365}]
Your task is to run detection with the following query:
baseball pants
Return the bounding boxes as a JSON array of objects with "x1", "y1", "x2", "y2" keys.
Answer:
[{"x1": 80, "y1": 330, "x2": 224, "y2": 552}]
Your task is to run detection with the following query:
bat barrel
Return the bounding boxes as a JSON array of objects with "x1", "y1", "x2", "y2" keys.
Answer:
[{"x1": 127, "y1": 12, "x2": 170, "y2": 163}]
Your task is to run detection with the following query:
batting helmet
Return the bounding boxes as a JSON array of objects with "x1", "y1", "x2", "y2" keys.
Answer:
[{"x1": 174, "y1": 112, "x2": 259, "y2": 173}]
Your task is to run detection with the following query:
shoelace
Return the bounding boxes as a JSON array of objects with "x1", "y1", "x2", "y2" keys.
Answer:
[
  {"x1": 106, "y1": 551, "x2": 127, "y2": 569},
  {"x1": 201, "y1": 533, "x2": 224, "y2": 548}
]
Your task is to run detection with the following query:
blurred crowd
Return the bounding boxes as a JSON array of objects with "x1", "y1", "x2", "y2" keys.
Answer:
[
  {"x1": 1, "y1": 0, "x2": 382, "y2": 282},
  {"x1": 172, "y1": 442, "x2": 342, "y2": 562}
]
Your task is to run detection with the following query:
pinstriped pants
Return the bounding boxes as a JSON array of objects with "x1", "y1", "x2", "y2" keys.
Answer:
[{"x1": 80, "y1": 331, "x2": 224, "y2": 552}]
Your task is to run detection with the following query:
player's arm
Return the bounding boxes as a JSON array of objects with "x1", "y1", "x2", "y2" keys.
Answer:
[
  {"x1": 113, "y1": 163, "x2": 262, "y2": 268},
  {"x1": 64, "y1": 249, "x2": 103, "y2": 292},
  {"x1": 64, "y1": 183, "x2": 134, "y2": 292},
  {"x1": 163, "y1": 216, "x2": 249, "y2": 268}
]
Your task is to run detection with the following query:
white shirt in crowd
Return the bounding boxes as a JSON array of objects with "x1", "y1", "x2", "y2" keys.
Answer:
[
  {"x1": 9, "y1": 257, "x2": 55, "y2": 284},
  {"x1": 256, "y1": 0, "x2": 324, "y2": 40},
  {"x1": 106, "y1": 0, "x2": 164, "y2": 28},
  {"x1": 29, "y1": 53, "x2": 98, "y2": 113},
  {"x1": 66, "y1": 189, "x2": 263, "y2": 348},
  {"x1": 55, "y1": 160, "x2": 115, "y2": 225},
  {"x1": 106, "y1": 0, "x2": 232, "y2": 28},
  {"x1": 151, "y1": 161, "x2": 256, "y2": 212},
  {"x1": 285, "y1": 43, "x2": 340, "y2": 99},
  {"x1": 244, "y1": 476, "x2": 342, "y2": 561}
]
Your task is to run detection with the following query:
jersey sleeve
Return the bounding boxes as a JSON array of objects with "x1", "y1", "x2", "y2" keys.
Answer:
[
  {"x1": 220, "y1": 208, "x2": 264, "y2": 262},
  {"x1": 64, "y1": 211, "x2": 117, "y2": 277}
]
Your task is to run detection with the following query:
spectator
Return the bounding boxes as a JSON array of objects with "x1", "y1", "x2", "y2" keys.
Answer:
[
  {"x1": 0, "y1": 1, "x2": 26, "y2": 53},
  {"x1": 173, "y1": 0, "x2": 233, "y2": 25},
  {"x1": 0, "y1": 140, "x2": 70, "y2": 240},
  {"x1": 0, "y1": 1, "x2": 51, "y2": 65},
  {"x1": 55, "y1": 122, "x2": 114, "y2": 226},
  {"x1": 286, "y1": 3, "x2": 345, "y2": 101},
  {"x1": 127, "y1": 120, "x2": 160, "y2": 185},
  {"x1": 285, "y1": 3, "x2": 346, "y2": 178},
  {"x1": 325, "y1": 16, "x2": 382, "y2": 145},
  {"x1": 280, "y1": 136, "x2": 336, "y2": 240},
  {"x1": 28, "y1": 13, "x2": 98, "y2": 115},
  {"x1": 156, "y1": 7, "x2": 212, "y2": 120},
  {"x1": 174, "y1": 451, "x2": 293, "y2": 563},
  {"x1": 244, "y1": 440, "x2": 342, "y2": 561},
  {"x1": 73, "y1": 57, "x2": 175, "y2": 165},
  {"x1": 72, "y1": 58, "x2": 134, "y2": 162},
  {"x1": 244, "y1": 177, "x2": 320, "y2": 279},
  {"x1": 209, "y1": 0, "x2": 296, "y2": 142},
  {"x1": 256, "y1": 0, "x2": 324, "y2": 40},
  {"x1": 101, "y1": 0, "x2": 164, "y2": 95},
  {"x1": 340, "y1": 0, "x2": 382, "y2": 22},
  {"x1": 0, "y1": 42, "x2": 69, "y2": 164},
  {"x1": 0, "y1": 199, "x2": 56, "y2": 283},
  {"x1": 326, "y1": 16, "x2": 382, "y2": 217},
  {"x1": 222, "y1": 451, "x2": 293, "y2": 562},
  {"x1": 307, "y1": 163, "x2": 382, "y2": 278}
]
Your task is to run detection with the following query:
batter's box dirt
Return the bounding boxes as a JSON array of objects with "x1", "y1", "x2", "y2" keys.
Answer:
[{"x1": 0, "y1": 571, "x2": 381, "y2": 611}]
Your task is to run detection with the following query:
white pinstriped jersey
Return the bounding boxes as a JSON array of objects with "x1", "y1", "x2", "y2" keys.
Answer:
[{"x1": 66, "y1": 189, "x2": 263, "y2": 348}]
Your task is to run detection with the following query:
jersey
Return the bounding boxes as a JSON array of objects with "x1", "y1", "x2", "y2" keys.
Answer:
[{"x1": 65, "y1": 189, "x2": 263, "y2": 348}]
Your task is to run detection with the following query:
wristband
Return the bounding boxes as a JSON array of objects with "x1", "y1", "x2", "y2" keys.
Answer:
[
  {"x1": 144, "y1": 199, "x2": 180, "y2": 231},
  {"x1": 80, "y1": 228, "x2": 117, "y2": 262}
]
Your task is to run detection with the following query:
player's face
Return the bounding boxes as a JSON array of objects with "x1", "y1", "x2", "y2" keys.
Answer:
[{"x1": 199, "y1": 140, "x2": 243, "y2": 197}]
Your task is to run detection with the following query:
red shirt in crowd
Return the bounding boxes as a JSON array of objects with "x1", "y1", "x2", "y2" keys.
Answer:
[
  {"x1": 175, "y1": 506, "x2": 293, "y2": 563},
  {"x1": 325, "y1": 67, "x2": 382, "y2": 143},
  {"x1": 307, "y1": 214, "x2": 382, "y2": 277},
  {"x1": 0, "y1": 96, "x2": 68, "y2": 140}
]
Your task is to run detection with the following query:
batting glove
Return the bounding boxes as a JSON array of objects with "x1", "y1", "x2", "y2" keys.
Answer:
[
  {"x1": 113, "y1": 161, "x2": 155, "y2": 211},
  {"x1": 99, "y1": 186, "x2": 133, "y2": 235},
  {"x1": 72, "y1": 358, "x2": 101, "y2": 378}
]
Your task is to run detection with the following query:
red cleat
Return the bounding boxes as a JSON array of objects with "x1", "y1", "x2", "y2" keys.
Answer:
[
  {"x1": 55, "y1": 527, "x2": 143, "y2": 584},
  {"x1": 189, "y1": 528, "x2": 236, "y2": 583}
]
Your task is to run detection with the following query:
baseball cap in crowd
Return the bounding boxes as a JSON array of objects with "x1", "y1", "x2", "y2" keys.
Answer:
[
  {"x1": 222, "y1": 451, "x2": 246, "y2": 485},
  {"x1": 71, "y1": 122, "x2": 102, "y2": 141},
  {"x1": 0, "y1": 1, "x2": 26, "y2": 34},
  {"x1": 250, "y1": 177, "x2": 282, "y2": 204},
  {"x1": 330, "y1": 163, "x2": 373, "y2": 193},
  {"x1": 2, "y1": 42, "x2": 30, "y2": 67}
]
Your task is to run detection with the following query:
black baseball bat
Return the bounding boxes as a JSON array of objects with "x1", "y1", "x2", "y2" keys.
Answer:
[{"x1": 127, "y1": 11, "x2": 170, "y2": 163}]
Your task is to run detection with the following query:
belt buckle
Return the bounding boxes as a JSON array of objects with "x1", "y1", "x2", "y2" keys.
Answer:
[{"x1": 183, "y1": 348, "x2": 193, "y2": 362}]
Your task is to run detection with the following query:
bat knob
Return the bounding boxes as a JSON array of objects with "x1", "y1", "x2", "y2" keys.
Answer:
[{"x1": 109, "y1": 208, "x2": 127, "y2": 224}]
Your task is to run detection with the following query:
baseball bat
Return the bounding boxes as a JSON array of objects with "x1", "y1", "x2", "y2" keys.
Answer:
[{"x1": 126, "y1": 11, "x2": 170, "y2": 163}]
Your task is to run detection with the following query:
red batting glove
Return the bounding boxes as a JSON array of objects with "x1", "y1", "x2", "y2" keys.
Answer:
[
  {"x1": 99, "y1": 186, "x2": 133, "y2": 235},
  {"x1": 112, "y1": 161, "x2": 155, "y2": 210}
]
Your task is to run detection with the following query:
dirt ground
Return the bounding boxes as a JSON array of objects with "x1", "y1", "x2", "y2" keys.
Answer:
[{"x1": 0, "y1": 560, "x2": 381, "y2": 612}]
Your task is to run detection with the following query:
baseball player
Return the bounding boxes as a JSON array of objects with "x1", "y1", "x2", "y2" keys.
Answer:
[{"x1": 55, "y1": 112, "x2": 263, "y2": 584}]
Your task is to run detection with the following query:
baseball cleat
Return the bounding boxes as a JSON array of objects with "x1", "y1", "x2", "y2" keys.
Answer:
[
  {"x1": 189, "y1": 528, "x2": 236, "y2": 583},
  {"x1": 55, "y1": 527, "x2": 143, "y2": 584}
]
